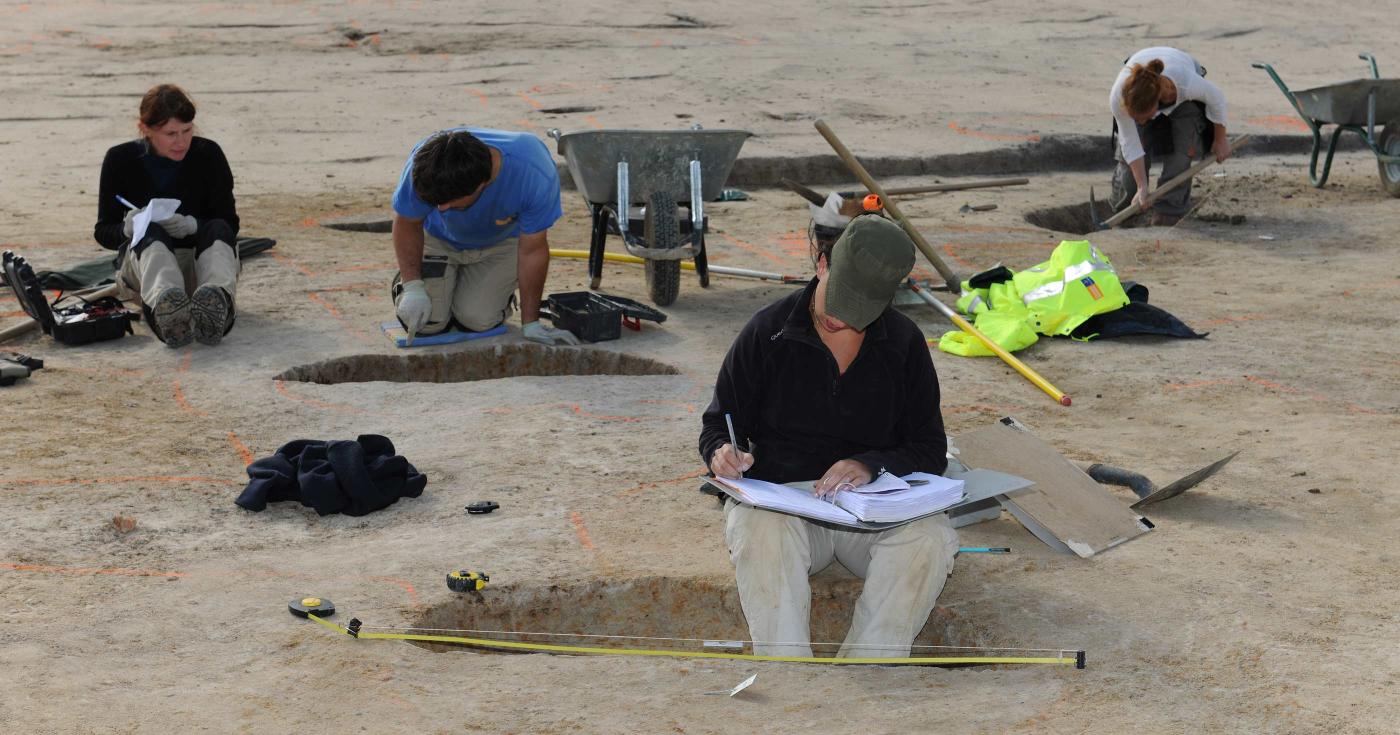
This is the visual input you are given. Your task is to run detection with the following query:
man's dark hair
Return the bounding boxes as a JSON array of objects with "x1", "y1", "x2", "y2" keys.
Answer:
[{"x1": 411, "y1": 131, "x2": 493, "y2": 206}]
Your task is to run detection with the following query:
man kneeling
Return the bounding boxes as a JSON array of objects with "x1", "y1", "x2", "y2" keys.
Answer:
[
  {"x1": 390, "y1": 127, "x2": 579, "y2": 345},
  {"x1": 699, "y1": 215, "x2": 957, "y2": 658}
]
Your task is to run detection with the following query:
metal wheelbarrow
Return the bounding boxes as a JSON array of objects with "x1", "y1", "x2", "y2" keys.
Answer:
[
  {"x1": 549, "y1": 126, "x2": 751, "y2": 306},
  {"x1": 1254, "y1": 52, "x2": 1400, "y2": 195}
]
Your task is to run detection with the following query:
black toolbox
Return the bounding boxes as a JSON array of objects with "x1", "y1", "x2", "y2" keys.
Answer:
[
  {"x1": 544, "y1": 291, "x2": 667, "y2": 343},
  {"x1": 2, "y1": 250, "x2": 135, "y2": 346}
]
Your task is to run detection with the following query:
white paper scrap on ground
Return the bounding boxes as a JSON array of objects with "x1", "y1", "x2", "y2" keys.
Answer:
[
  {"x1": 704, "y1": 673, "x2": 757, "y2": 697},
  {"x1": 130, "y1": 198, "x2": 181, "y2": 246}
]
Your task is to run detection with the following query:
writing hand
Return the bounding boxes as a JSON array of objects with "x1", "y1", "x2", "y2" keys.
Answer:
[{"x1": 710, "y1": 443, "x2": 754, "y2": 479}]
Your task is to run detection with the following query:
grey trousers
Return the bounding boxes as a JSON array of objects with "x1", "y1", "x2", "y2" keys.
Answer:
[
  {"x1": 1111, "y1": 101, "x2": 1207, "y2": 217},
  {"x1": 392, "y1": 233, "x2": 518, "y2": 334},
  {"x1": 724, "y1": 498, "x2": 958, "y2": 658}
]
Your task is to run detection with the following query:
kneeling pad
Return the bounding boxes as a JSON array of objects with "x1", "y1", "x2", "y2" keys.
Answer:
[{"x1": 379, "y1": 321, "x2": 507, "y2": 348}]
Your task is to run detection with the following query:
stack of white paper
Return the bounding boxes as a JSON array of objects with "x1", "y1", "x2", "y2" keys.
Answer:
[
  {"x1": 710, "y1": 472, "x2": 965, "y2": 528},
  {"x1": 833, "y1": 472, "x2": 964, "y2": 523}
]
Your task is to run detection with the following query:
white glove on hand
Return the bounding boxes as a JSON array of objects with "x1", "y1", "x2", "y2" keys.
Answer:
[
  {"x1": 158, "y1": 214, "x2": 198, "y2": 239},
  {"x1": 396, "y1": 279, "x2": 432, "y2": 334},
  {"x1": 122, "y1": 209, "x2": 137, "y2": 238},
  {"x1": 522, "y1": 320, "x2": 581, "y2": 346}
]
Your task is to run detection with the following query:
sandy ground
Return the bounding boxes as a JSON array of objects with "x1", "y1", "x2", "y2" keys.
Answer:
[{"x1": 3, "y1": 2, "x2": 1400, "y2": 733}]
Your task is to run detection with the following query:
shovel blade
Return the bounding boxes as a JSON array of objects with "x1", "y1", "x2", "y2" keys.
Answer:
[{"x1": 1130, "y1": 451, "x2": 1240, "y2": 509}]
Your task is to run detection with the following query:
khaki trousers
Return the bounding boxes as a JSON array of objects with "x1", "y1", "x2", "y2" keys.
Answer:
[
  {"x1": 724, "y1": 498, "x2": 958, "y2": 658},
  {"x1": 393, "y1": 234, "x2": 518, "y2": 334},
  {"x1": 116, "y1": 227, "x2": 239, "y2": 308}
]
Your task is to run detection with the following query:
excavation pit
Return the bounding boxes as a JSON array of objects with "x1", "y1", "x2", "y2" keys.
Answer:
[
  {"x1": 1023, "y1": 200, "x2": 1140, "y2": 236},
  {"x1": 407, "y1": 576, "x2": 996, "y2": 658},
  {"x1": 275, "y1": 344, "x2": 679, "y2": 385}
]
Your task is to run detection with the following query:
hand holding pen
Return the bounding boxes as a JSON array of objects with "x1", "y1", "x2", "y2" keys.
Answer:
[{"x1": 711, "y1": 413, "x2": 754, "y2": 479}]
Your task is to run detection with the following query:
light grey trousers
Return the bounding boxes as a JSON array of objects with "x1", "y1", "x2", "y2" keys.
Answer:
[
  {"x1": 117, "y1": 238, "x2": 238, "y2": 308},
  {"x1": 724, "y1": 499, "x2": 958, "y2": 658},
  {"x1": 1111, "y1": 100, "x2": 1208, "y2": 217}
]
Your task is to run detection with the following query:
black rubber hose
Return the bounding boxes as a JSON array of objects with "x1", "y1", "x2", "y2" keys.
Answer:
[{"x1": 1085, "y1": 464, "x2": 1156, "y2": 499}]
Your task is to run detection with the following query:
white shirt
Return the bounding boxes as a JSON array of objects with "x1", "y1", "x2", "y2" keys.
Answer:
[{"x1": 1110, "y1": 47, "x2": 1227, "y2": 163}]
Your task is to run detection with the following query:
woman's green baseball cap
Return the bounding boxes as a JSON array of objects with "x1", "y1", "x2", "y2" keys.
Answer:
[{"x1": 824, "y1": 216, "x2": 915, "y2": 331}]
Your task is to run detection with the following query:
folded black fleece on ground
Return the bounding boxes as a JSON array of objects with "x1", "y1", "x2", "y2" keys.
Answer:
[{"x1": 236, "y1": 434, "x2": 426, "y2": 516}]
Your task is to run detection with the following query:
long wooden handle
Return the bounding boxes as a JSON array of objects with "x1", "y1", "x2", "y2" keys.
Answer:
[
  {"x1": 908, "y1": 280, "x2": 1071, "y2": 406},
  {"x1": 1104, "y1": 135, "x2": 1250, "y2": 228},
  {"x1": 878, "y1": 178, "x2": 1029, "y2": 197},
  {"x1": 814, "y1": 119, "x2": 960, "y2": 289}
]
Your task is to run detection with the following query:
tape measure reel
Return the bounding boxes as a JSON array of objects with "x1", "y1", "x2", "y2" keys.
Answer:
[
  {"x1": 288, "y1": 596, "x2": 336, "y2": 618},
  {"x1": 446, "y1": 570, "x2": 489, "y2": 593}
]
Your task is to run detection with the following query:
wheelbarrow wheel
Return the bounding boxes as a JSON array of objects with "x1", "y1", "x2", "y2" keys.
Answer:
[
  {"x1": 644, "y1": 190, "x2": 681, "y2": 306},
  {"x1": 1379, "y1": 121, "x2": 1400, "y2": 198}
]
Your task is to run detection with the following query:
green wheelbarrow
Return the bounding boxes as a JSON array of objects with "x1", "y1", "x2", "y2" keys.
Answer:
[{"x1": 1254, "y1": 53, "x2": 1400, "y2": 196}]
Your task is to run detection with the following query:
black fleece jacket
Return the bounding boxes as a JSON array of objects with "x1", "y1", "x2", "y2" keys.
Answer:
[
  {"x1": 93, "y1": 137, "x2": 239, "y2": 251},
  {"x1": 699, "y1": 280, "x2": 946, "y2": 484}
]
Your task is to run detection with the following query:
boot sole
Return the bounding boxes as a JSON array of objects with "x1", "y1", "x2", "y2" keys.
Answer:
[
  {"x1": 190, "y1": 286, "x2": 231, "y2": 345},
  {"x1": 151, "y1": 289, "x2": 193, "y2": 348}
]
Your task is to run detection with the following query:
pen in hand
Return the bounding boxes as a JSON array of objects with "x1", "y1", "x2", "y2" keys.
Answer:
[
  {"x1": 724, "y1": 412, "x2": 743, "y2": 478},
  {"x1": 115, "y1": 195, "x2": 138, "y2": 211}
]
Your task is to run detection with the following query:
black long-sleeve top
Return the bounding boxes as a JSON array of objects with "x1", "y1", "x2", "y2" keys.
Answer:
[
  {"x1": 93, "y1": 137, "x2": 239, "y2": 251},
  {"x1": 699, "y1": 279, "x2": 947, "y2": 484}
]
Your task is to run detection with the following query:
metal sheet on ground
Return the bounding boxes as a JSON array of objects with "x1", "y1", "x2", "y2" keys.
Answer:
[{"x1": 954, "y1": 423, "x2": 1153, "y2": 558}]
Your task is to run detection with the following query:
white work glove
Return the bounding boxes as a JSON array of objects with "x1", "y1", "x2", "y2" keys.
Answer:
[
  {"x1": 158, "y1": 214, "x2": 198, "y2": 239},
  {"x1": 522, "y1": 320, "x2": 581, "y2": 346},
  {"x1": 122, "y1": 209, "x2": 137, "y2": 238},
  {"x1": 396, "y1": 279, "x2": 432, "y2": 334}
]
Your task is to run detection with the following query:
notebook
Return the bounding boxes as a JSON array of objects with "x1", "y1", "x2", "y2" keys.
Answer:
[{"x1": 709, "y1": 472, "x2": 965, "y2": 530}]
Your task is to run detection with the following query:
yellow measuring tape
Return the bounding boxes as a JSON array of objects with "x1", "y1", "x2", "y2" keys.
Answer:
[{"x1": 305, "y1": 614, "x2": 1084, "y2": 668}]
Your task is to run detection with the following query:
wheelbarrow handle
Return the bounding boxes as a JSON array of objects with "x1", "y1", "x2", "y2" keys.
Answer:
[{"x1": 1358, "y1": 52, "x2": 1379, "y2": 80}]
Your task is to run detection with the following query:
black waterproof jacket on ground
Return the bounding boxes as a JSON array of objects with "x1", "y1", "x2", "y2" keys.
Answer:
[
  {"x1": 236, "y1": 435, "x2": 426, "y2": 516},
  {"x1": 699, "y1": 279, "x2": 947, "y2": 484}
]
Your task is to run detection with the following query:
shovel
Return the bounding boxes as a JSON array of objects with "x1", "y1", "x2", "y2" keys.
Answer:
[
  {"x1": 1088, "y1": 135, "x2": 1250, "y2": 230},
  {"x1": 1081, "y1": 451, "x2": 1240, "y2": 508}
]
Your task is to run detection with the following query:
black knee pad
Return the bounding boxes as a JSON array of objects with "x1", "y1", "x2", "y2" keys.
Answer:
[
  {"x1": 195, "y1": 219, "x2": 235, "y2": 256},
  {"x1": 130, "y1": 224, "x2": 174, "y2": 256}
]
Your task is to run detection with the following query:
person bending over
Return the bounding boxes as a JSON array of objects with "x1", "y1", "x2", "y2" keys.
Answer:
[
  {"x1": 95, "y1": 84, "x2": 239, "y2": 347},
  {"x1": 1109, "y1": 47, "x2": 1231, "y2": 226},
  {"x1": 390, "y1": 128, "x2": 578, "y2": 345},
  {"x1": 699, "y1": 214, "x2": 957, "y2": 658}
]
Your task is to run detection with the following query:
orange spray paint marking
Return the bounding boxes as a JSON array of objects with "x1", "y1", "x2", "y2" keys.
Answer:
[
  {"x1": 5, "y1": 475, "x2": 238, "y2": 488},
  {"x1": 269, "y1": 251, "x2": 315, "y2": 277},
  {"x1": 1163, "y1": 378, "x2": 1238, "y2": 392},
  {"x1": 942, "y1": 243, "x2": 977, "y2": 270},
  {"x1": 570, "y1": 511, "x2": 596, "y2": 551},
  {"x1": 584, "y1": 115, "x2": 603, "y2": 129},
  {"x1": 1194, "y1": 313, "x2": 1271, "y2": 328},
  {"x1": 613, "y1": 469, "x2": 707, "y2": 498},
  {"x1": 465, "y1": 87, "x2": 488, "y2": 108},
  {"x1": 227, "y1": 432, "x2": 255, "y2": 467},
  {"x1": 0, "y1": 562, "x2": 185, "y2": 578},
  {"x1": 947, "y1": 121, "x2": 1040, "y2": 143},
  {"x1": 1245, "y1": 115, "x2": 1310, "y2": 134},
  {"x1": 715, "y1": 232, "x2": 788, "y2": 267},
  {"x1": 307, "y1": 292, "x2": 343, "y2": 318},
  {"x1": 513, "y1": 118, "x2": 539, "y2": 131},
  {"x1": 273, "y1": 379, "x2": 366, "y2": 414},
  {"x1": 172, "y1": 378, "x2": 208, "y2": 417},
  {"x1": 516, "y1": 91, "x2": 542, "y2": 110}
]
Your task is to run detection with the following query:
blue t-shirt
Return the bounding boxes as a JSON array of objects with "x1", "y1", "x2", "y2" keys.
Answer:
[{"x1": 392, "y1": 128, "x2": 563, "y2": 250}]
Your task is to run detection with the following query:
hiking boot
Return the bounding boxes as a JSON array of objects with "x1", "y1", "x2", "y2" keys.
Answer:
[
  {"x1": 190, "y1": 285, "x2": 232, "y2": 345},
  {"x1": 149, "y1": 288, "x2": 193, "y2": 348},
  {"x1": 1149, "y1": 212, "x2": 1181, "y2": 227}
]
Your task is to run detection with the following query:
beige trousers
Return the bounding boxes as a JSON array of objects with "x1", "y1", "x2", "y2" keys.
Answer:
[
  {"x1": 394, "y1": 234, "x2": 519, "y2": 334},
  {"x1": 117, "y1": 239, "x2": 238, "y2": 308},
  {"x1": 724, "y1": 499, "x2": 958, "y2": 658}
]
